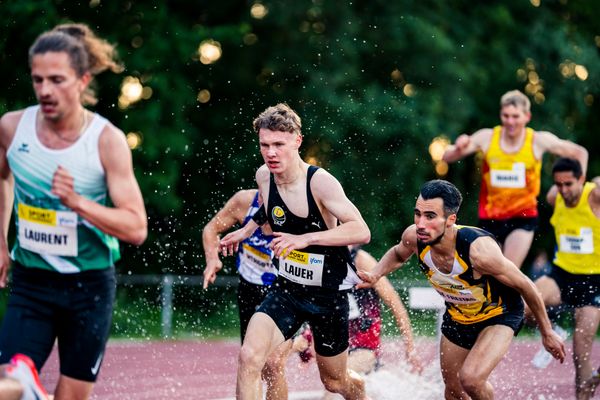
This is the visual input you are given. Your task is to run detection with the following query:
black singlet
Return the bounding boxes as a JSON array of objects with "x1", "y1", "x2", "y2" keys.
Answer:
[{"x1": 266, "y1": 165, "x2": 359, "y2": 292}]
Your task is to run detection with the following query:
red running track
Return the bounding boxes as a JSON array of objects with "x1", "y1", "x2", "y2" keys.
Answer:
[{"x1": 38, "y1": 337, "x2": 598, "y2": 399}]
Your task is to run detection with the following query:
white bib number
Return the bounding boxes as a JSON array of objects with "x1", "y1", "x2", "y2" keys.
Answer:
[
  {"x1": 490, "y1": 162, "x2": 526, "y2": 188},
  {"x1": 240, "y1": 243, "x2": 272, "y2": 272},
  {"x1": 18, "y1": 203, "x2": 78, "y2": 257},
  {"x1": 279, "y1": 250, "x2": 324, "y2": 286},
  {"x1": 559, "y1": 228, "x2": 594, "y2": 254}
]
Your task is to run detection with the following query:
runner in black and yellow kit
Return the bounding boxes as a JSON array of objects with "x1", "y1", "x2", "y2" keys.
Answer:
[
  {"x1": 525, "y1": 158, "x2": 600, "y2": 400},
  {"x1": 443, "y1": 90, "x2": 588, "y2": 269},
  {"x1": 359, "y1": 180, "x2": 565, "y2": 400},
  {"x1": 220, "y1": 103, "x2": 371, "y2": 400}
]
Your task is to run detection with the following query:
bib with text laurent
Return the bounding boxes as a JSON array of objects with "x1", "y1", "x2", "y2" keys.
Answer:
[{"x1": 18, "y1": 203, "x2": 78, "y2": 256}]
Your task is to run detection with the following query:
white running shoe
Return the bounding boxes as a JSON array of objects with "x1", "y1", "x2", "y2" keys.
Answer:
[{"x1": 5, "y1": 354, "x2": 49, "y2": 400}]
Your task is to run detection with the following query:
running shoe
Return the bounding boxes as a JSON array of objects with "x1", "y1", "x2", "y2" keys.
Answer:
[
  {"x1": 298, "y1": 327, "x2": 314, "y2": 363},
  {"x1": 582, "y1": 367, "x2": 600, "y2": 397},
  {"x1": 5, "y1": 354, "x2": 49, "y2": 400}
]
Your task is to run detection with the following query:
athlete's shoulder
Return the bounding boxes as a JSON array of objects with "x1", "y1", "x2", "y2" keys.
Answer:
[
  {"x1": 231, "y1": 189, "x2": 258, "y2": 206},
  {"x1": 456, "y1": 225, "x2": 494, "y2": 240},
  {"x1": 0, "y1": 109, "x2": 26, "y2": 149},
  {"x1": 256, "y1": 164, "x2": 270, "y2": 182},
  {"x1": 401, "y1": 224, "x2": 418, "y2": 246}
]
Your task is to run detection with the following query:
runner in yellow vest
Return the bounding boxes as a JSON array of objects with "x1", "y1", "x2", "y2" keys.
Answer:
[
  {"x1": 443, "y1": 90, "x2": 588, "y2": 269},
  {"x1": 527, "y1": 158, "x2": 600, "y2": 400}
]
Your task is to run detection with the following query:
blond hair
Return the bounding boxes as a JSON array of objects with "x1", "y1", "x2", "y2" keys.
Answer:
[
  {"x1": 253, "y1": 103, "x2": 302, "y2": 136},
  {"x1": 500, "y1": 90, "x2": 531, "y2": 113},
  {"x1": 29, "y1": 23, "x2": 123, "y2": 105}
]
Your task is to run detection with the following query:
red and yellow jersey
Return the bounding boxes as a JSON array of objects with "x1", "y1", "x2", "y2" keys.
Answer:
[
  {"x1": 551, "y1": 182, "x2": 600, "y2": 275},
  {"x1": 479, "y1": 126, "x2": 541, "y2": 220},
  {"x1": 416, "y1": 226, "x2": 523, "y2": 324}
]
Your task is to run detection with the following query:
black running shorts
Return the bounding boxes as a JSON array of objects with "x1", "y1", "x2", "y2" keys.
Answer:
[
  {"x1": 257, "y1": 286, "x2": 349, "y2": 357},
  {"x1": 441, "y1": 308, "x2": 524, "y2": 350},
  {"x1": 549, "y1": 265, "x2": 600, "y2": 308},
  {"x1": 479, "y1": 217, "x2": 538, "y2": 245},
  {"x1": 0, "y1": 263, "x2": 116, "y2": 382},
  {"x1": 237, "y1": 277, "x2": 271, "y2": 341}
]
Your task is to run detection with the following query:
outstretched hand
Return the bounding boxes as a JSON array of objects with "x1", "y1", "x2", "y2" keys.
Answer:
[
  {"x1": 355, "y1": 269, "x2": 379, "y2": 289},
  {"x1": 270, "y1": 232, "x2": 309, "y2": 258},
  {"x1": 220, "y1": 228, "x2": 247, "y2": 257},
  {"x1": 202, "y1": 259, "x2": 223, "y2": 289},
  {"x1": 454, "y1": 134, "x2": 471, "y2": 150},
  {"x1": 542, "y1": 329, "x2": 566, "y2": 364}
]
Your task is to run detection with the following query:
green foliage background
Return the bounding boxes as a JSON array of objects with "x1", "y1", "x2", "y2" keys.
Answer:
[{"x1": 1, "y1": 1, "x2": 599, "y2": 330}]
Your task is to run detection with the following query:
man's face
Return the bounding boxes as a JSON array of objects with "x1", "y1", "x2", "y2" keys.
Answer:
[
  {"x1": 31, "y1": 51, "x2": 89, "y2": 122},
  {"x1": 553, "y1": 171, "x2": 584, "y2": 207},
  {"x1": 500, "y1": 104, "x2": 531, "y2": 138},
  {"x1": 414, "y1": 196, "x2": 455, "y2": 246},
  {"x1": 258, "y1": 128, "x2": 302, "y2": 174}
]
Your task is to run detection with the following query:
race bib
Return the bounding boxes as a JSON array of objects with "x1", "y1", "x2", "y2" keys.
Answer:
[
  {"x1": 279, "y1": 250, "x2": 324, "y2": 286},
  {"x1": 240, "y1": 243, "x2": 273, "y2": 273},
  {"x1": 559, "y1": 228, "x2": 594, "y2": 254},
  {"x1": 490, "y1": 162, "x2": 526, "y2": 188},
  {"x1": 18, "y1": 203, "x2": 78, "y2": 256}
]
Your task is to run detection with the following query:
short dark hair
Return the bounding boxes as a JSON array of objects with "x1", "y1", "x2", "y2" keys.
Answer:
[
  {"x1": 420, "y1": 180, "x2": 463, "y2": 216},
  {"x1": 552, "y1": 158, "x2": 582, "y2": 179}
]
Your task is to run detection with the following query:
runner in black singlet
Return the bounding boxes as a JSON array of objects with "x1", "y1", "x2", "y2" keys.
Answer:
[{"x1": 220, "y1": 104, "x2": 371, "y2": 400}]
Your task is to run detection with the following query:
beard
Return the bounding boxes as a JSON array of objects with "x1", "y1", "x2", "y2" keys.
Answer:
[{"x1": 416, "y1": 229, "x2": 445, "y2": 246}]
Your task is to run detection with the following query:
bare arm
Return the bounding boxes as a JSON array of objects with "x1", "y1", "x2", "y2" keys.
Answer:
[
  {"x1": 470, "y1": 236, "x2": 566, "y2": 362},
  {"x1": 202, "y1": 190, "x2": 255, "y2": 288},
  {"x1": 442, "y1": 129, "x2": 491, "y2": 163},
  {"x1": 589, "y1": 177, "x2": 600, "y2": 205},
  {"x1": 355, "y1": 249, "x2": 422, "y2": 372},
  {"x1": 52, "y1": 125, "x2": 147, "y2": 245},
  {"x1": 546, "y1": 185, "x2": 558, "y2": 207},
  {"x1": 535, "y1": 131, "x2": 588, "y2": 177},
  {"x1": 356, "y1": 225, "x2": 417, "y2": 288},
  {"x1": 0, "y1": 112, "x2": 20, "y2": 288},
  {"x1": 220, "y1": 167, "x2": 270, "y2": 256},
  {"x1": 270, "y1": 170, "x2": 370, "y2": 257}
]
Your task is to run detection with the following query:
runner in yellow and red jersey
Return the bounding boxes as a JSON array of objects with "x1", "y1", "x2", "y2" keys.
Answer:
[{"x1": 443, "y1": 90, "x2": 587, "y2": 269}]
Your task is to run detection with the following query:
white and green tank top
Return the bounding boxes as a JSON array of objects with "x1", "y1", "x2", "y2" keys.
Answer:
[{"x1": 6, "y1": 105, "x2": 120, "y2": 273}]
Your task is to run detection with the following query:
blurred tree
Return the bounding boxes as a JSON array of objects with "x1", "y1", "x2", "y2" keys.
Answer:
[{"x1": 0, "y1": 0, "x2": 598, "y2": 281}]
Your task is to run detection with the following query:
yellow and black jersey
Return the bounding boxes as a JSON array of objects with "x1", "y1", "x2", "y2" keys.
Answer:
[{"x1": 416, "y1": 225, "x2": 523, "y2": 324}]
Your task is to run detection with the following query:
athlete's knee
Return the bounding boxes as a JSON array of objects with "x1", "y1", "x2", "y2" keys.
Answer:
[
  {"x1": 238, "y1": 344, "x2": 267, "y2": 374},
  {"x1": 444, "y1": 385, "x2": 467, "y2": 400},
  {"x1": 321, "y1": 373, "x2": 347, "y2": 394},
  {"x1": 458, "y1": 367, "x2": 487, "y2": 395}
]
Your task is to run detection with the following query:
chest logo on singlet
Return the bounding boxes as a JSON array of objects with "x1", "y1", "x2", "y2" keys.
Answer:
[
  {"x1": 17, "y1": 203, "x2": 78, "y2": 257},
  {"x1": 272, "y1": 206, "x2": 286, "y2": 226},
  {"x1": 17, "y1": 142, "x2": 30, "y2": 153}
]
